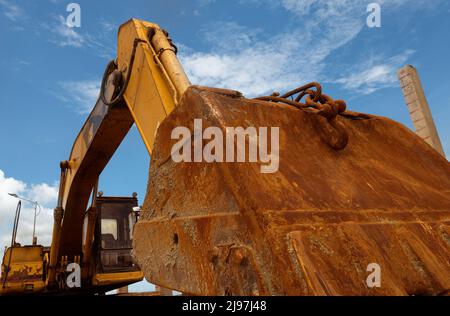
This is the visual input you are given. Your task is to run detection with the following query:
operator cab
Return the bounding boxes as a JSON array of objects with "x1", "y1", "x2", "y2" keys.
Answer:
[
  {"x1": 82, "y1": 193, "x2": 143, "y2": 290},
  {"x1": 93, "y1": 195, "x2": 140, "y2": 273}
]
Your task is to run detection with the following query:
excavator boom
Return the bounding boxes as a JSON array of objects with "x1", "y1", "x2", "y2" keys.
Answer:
[{"x1": 45, "y1": 19, "x2": 191, "y2": 289}]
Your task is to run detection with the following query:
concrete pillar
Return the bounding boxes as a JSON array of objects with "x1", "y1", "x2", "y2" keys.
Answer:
[{"x1": 397, "y1": 65, "x2": 445, "y2": 157}]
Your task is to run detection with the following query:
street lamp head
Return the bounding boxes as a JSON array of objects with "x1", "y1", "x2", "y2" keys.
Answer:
[{"x1": 7, "y1": 193, "x2": 38, "y2": 205}]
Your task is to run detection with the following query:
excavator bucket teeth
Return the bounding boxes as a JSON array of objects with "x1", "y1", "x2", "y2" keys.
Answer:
[{"x1": 133, "y1": 86, "x2": 450, "y2": 296}]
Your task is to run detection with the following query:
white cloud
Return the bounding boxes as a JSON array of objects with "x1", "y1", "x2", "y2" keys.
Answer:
[
  {"x1": 334, "y1": 50, "x2": 415, "y2": 94},
  {"x1": 280, "y1": 0, "x2": 425, "y2": 17},
  {"x1": 0, "y1": 0, "x2": 25, "y2": 21},
  {"x1": 0, "y1": 170, "x2": 57, "y2": 257},
  {"x1": 197, "y1": 0, "x2": 216, "y2": 6},
  {"x1": 2, "y1": 58, "x2": 31, "y2": 72},
  {"x1": 181, "y1": 1, "x2": 367, "y2": 97},
  {"x1": 28, "y1": 183, "x2": 59, "y2": 206},
  {"x1": 43, "y1": 16, "x2": 115, "y2": 58},
  {"x1": 57, "y1": 79, "x2": 100, "y2": 114},
  {"x1": 100, "y1": 20, "x2": 116, "y2": 33},
  {"x1": 0, "y1": 171, "x2": 26, "y2": 225},
  {"x1": 50, "y1": 15, "x2": 85, "y2": 48},
  {"x1": 180, "y1": 0, "x2": 424, "y2": 97},
  {"x1": 280, "y1": 0, "x2": 319, "y2": 16},
  {"x1": 1, "y1": 1, "x2": 115, "y2": 57},
  {"x1": 181, "y1": 38, "x2": 307, "y2": 96},
  {"x1": 201, "y1": 21, "x2": 262, "y2": 52}
]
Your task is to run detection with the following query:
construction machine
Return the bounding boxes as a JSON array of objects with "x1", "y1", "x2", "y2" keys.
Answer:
[{"x1": 1, "y1": 19, "x2": 450, "y2": 296}]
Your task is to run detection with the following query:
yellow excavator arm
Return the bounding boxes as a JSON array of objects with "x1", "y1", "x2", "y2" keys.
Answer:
[{"x1": 46, "y1": 19, "x2": 191, "y2": 290}]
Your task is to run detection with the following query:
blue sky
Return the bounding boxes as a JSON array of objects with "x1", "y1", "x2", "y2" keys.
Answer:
[{"x1": 0, "y1": 0, "x2": 449, "y2": 292}]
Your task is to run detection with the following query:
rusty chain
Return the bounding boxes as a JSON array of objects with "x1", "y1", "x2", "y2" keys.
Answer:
[{"x1": 254, "y1": 82, "x2": 350, "y2": 150}]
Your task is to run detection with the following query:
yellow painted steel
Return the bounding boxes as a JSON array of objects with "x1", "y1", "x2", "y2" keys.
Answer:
[
  {"x1": 55, "y1": 18, "x2": 191, "y2": 243},
  {"x1": 92, "y1": 271, "x2": 144, "y2": 287},
  {"x1": 0, "y1": 246, "x2": 46, "y2": 294},
  {"x1": 118, "y1": 19, "x2": 191, "y2": 155}
]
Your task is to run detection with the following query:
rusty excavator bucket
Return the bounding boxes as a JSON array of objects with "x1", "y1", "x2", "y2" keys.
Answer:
[{"x1": 133, "y1": 84, "x2": 450, "y2": 296}]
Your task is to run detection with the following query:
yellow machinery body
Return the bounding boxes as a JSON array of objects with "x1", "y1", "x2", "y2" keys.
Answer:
[{"x1": 1, "y1": 246, "x2": 46, "y2": 294}]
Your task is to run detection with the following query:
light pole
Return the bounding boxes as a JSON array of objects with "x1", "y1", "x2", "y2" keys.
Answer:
[{"x1": 8, "y1": 193, "x2": 41, "y2": 245}]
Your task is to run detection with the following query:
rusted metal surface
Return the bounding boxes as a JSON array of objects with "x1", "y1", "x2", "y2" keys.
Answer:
[
  {"x1": 254, "y1": 82, "x2": 346, "y2": 119},
  {"x1": 255, "y1": 82, "x2": 363, "y2": 150},
  {"x1": 133, "y1": 85, "x2": 450, "y2": 295}
]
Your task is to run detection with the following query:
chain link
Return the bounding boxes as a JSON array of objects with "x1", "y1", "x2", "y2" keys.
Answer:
[{"x1": 254, "y1": 82, "x2": 350, "y2": 150}]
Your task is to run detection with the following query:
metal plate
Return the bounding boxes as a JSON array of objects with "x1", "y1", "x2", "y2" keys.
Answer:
[{"x1": 134, "y1": 86, "x2": 450, "y2": 295}]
